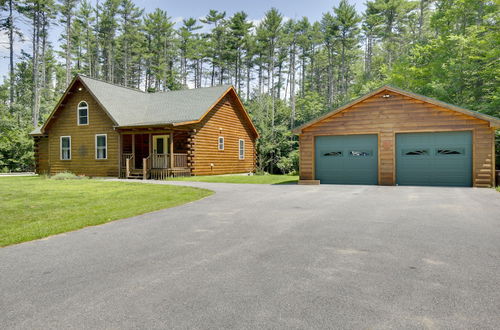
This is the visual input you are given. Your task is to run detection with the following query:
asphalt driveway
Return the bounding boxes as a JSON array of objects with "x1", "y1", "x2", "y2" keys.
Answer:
[{"x1": 1, "y1": 181, "x2": 499, "y2": 329}]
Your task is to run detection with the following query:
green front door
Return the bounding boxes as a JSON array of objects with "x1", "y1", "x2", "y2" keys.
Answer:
[
  {"x1": 315, "y1": 134, "x2": 378, "y2": 184},
  {"x1": 396, "y1": 131, "x2": 472, "y2": 187}
]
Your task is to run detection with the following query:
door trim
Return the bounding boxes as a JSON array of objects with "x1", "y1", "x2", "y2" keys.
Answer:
[{"x1": 153, "y1": 135, "x2": 169, "y2": 154}]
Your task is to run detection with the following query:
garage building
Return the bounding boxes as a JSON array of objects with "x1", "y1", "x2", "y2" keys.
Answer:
[{"x1": 293, "y1": 86, "x2": 500, "y2": 187}]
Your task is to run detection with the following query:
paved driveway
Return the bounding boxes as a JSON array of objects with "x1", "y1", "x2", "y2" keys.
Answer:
[{"x1": 1, "y1": 181, "x2": 499, "y2": 329}]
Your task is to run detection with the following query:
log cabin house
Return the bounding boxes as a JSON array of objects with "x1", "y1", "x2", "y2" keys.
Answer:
[
  {"x1": 30, "y1": 75, "x2": 258, "y2": 179},
  {"x1": 293, "y1": 86, "x2": 500, "y2": 187}
]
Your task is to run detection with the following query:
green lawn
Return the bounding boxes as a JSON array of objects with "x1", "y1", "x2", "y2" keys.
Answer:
[
  {"x1": 496, "y1": 186, "x2": 500, "y2": 192},
  {"x1": 170, "y1": 174, "x2": 299, "y2": 184},
  {"x1": 0, "y1": 177, "x2": 212, "y2": 247}
]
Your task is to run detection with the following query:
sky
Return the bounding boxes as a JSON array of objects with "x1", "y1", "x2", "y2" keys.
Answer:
[{"x1": 0, "y1": 0, "x2": 367, "y2": 78}]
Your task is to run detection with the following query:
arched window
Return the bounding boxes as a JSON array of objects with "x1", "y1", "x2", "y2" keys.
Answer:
[{"x1": 77, "y1": 101, "x2": 89, "y2": 125}]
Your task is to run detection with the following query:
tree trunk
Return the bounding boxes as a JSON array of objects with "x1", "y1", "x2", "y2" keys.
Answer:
[
  {"x1": 290, "y1": 43, "x2": 296, "y2": 129},
  {"x1": 32, "y1": 7, "x2": 40, "y2": 127},
  {"x1": 7, "y1": 0, "x2": 14, "y2": 113},
  {"x1": 246, "y1": 64, "x2": 250, "y2": 101},
  {"x1": 65, "y1": 10, "x2": 72, "y2": 86}
]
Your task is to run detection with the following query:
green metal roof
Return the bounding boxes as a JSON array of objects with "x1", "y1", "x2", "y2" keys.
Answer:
[{"x1": 79, "y1": 75, "x2": 231, "y2": 127}]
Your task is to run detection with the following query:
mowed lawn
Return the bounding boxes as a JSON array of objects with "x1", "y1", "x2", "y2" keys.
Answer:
[
  {"x1": 170, "y1": 174, "x2": 298, "y2": 184},
  {"x1": 0, "y1": 177, "x2": 212, "y2": 247}
]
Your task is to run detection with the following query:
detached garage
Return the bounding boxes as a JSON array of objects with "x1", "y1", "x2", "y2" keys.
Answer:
[{"x1": 293, "y1": 86, "x2": 500, "y2": 187}]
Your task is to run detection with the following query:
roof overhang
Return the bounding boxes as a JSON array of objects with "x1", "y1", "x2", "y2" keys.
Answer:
[{"x1": 292, "y1": 85, "x2": 500, "y2": 134}]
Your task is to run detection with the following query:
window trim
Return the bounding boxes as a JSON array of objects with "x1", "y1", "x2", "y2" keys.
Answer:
[
  {"x1": 95, "y1": 134, "x2": 108, "y2": 160},
  {"x1": 238, "y1": 139, "x2": 245, "y2": 160},
  {"x1": 218, "y1": 136, "x2": 225, "y2": 151},
  {"x1": 60, "y1": 136, "x2": 71, "y2": 160},
  {"x1": 77, "y1": 101, "x2": 89, "y2": 126}
]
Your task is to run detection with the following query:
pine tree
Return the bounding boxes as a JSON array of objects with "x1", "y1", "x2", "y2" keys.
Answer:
[
  {"x1": 178, "y1": 18, "x2": 202, "y2": 87},
  {"x1": 59, "y1": 0, "x2": 79, "y2": 86}
]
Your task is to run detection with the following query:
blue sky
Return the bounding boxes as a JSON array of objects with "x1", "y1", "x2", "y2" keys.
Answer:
[{"x1": 0, "y1": 0, "x2": 367, "y2": 78}]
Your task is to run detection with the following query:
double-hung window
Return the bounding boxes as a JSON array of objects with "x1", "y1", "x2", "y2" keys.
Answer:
[
  {"x1": 60, "y1": 136, "x2": 71, "y2": 160},
  {"x1": 77, "y1": 101, "x2": 89, "y2": 125},
  {"x1": 238, "y1": 139, "x2": 245, "y2": 160},
  {"x1": 95, "y1": 134, "x2": 107, "y2": 160},
  {"x1": 218, "y1": 136, "x2": 224, "y2": 150}
]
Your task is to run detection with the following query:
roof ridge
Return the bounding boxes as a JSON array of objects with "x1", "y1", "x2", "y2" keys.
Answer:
[
  {"x1": 151, "y1": 84, "x2": 232, "y2": 94},
  {"x1": 77, "y1": 74, "x2": 146, "y2": 94}
]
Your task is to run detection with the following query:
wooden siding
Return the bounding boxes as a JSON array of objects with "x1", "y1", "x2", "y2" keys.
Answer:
[
  {"x1": 34, "y1": 136, "x2": 49, "y2": 174},
  {"x1": 299, "y1": 90, "x2": 496, "y2": 187},
  {"x1": 191, "y1": 92, "x2": 257, "y2": 175},
  {"x1": 43, "y1": 81, "x2": 120, "y2": 176}
]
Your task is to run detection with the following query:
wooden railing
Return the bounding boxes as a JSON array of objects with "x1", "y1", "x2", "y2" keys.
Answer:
[
  {"x1": 143, "y1": 155, "x2": 151, "y2": 180},
  {"x1": 123, "y1": 152, "x2": 189, "y2": 180},
  {"x1": 151, "y1": 153, "x2": 168, "y2": 169},
  {"x1": 125, "y1": 154, "x2": 135, "y2": 178},
  {"x1": 173, "y1": 153, "x2": 188, "y2": 168},
  {"x1": 122, "y1": 153, "x2": 133, "y2": 168},
  {"x1": 150, "y1": 153, "x2": 188, "y2": 169}
]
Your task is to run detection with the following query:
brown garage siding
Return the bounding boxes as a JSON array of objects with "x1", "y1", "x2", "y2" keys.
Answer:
[{"x1": 298, "y1": 90, "x2": 496, "y2": 187}]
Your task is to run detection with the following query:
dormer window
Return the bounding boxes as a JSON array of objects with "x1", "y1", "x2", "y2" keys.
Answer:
[{"x1": 77, "y1": 101, "x2": 88, "y2": 125}]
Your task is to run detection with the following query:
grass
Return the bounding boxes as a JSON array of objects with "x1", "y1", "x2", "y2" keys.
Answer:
[
  {"x1": 169, "y1": 174, "x2": 299, "y2": 184},
  {"x1": 496, "y1": 186, "x2": 500, "y2": 192},
  {"x1": 0, "y1": 176, "x2": 213, "y2": 247}
]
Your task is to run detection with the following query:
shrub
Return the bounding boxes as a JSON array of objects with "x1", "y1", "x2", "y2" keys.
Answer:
[{"x1": 51, "y1": 172, "x2": 88, "y2": 180}]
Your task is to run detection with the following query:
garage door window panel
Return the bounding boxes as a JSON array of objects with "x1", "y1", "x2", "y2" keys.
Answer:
[
  {"x1": 349, "y1": 150, "x2": 373, "y2": 157},
  {"x1": 323, "y1": 151, "x2": 343, "y2": 157},
  {"x1": 436, "y1": 148, "x2": 465, "y2": 156},
  {"x1": 403, "y1": 149, "x2": 429, "y2": 156}
]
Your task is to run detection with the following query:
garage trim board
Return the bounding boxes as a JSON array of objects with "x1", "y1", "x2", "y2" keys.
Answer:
[{"x1": 294, "y1": 85, "x2": 500, "y2": 187}]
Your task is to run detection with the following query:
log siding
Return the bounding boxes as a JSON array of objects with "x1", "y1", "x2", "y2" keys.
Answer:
[
  {"x1": 33, "y1": 78, "x2": 258, "y2": 178},
  {"x1": 42, "y1": 81, "x2": 120, "y2": 177},
  {"x1": 192, "y1": 92, "x2": 257, "y2": 175}
]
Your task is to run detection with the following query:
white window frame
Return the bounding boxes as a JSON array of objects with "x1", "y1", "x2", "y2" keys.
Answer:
[
  {"x1": 218, "y1": 136, "x2": 224, "y2": 150},
  {"x1": 77, "y1": 101, "x2": 89, "y2": 126},
  {"x1": 95, "y1": 134, "x2": 107, "y2": 160},
  {"x1": 60, "y1": 136, "x2": 71, "y2": 160},
  {"x1": 238, "y1": 139, "x2": 245, "y2": 160}
]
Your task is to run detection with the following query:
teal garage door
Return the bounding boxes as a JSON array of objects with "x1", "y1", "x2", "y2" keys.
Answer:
[
  {"x1": 315, "y1": 134, "x2": 378, "y2": 184},
  {"x1": 396, "y1": 131, "x2": 472, "y2": 187}
]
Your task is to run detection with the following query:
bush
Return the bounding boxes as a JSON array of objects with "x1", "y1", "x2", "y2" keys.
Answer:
[
  {"x1": 51, "y1": 172, "x2": 88, "y2": 180},
  {"x1": 276, "y1": 150, "x2": 299, "y2": 174}
]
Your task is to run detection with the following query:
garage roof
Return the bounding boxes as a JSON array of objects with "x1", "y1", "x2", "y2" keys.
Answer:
[{"x1": 292, "y1": 85, "x2": 500, "y2": 133}]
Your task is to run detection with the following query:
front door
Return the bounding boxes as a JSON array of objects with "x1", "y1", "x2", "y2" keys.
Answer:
[
  {"x1": 152, "y1": 135, "x2": 169, "y2": 169},
  {"x1": 153, "y1": 135, "x2": 169, "y2": 154}
]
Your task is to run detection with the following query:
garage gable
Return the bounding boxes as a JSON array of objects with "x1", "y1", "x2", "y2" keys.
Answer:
[
  {"x1": 293, "y1": 86, "x2": 500, "y2": 133},
  {"x1": 296, "y1": 86, "x2": 499, "y2": 187}
]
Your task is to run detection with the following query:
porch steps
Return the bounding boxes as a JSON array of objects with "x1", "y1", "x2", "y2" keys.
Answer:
[{"x1": 127, "y1": 169, "x2": 145, "y2": 179}]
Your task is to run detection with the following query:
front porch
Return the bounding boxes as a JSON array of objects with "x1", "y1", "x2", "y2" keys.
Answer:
[{"x1": 119, "y1": 130, "x2": 192, "y2": 180}]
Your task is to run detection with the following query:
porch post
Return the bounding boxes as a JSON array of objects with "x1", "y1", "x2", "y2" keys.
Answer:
[
  {"x1": 118, "y1": 133, "x2": 122, "y2": 177},
  {"x1": 170, "y1": 132, "x2": 174, "y2": 170},
  {"x1": 131, "y1": 134, "x2": 135, "y2": 169}
]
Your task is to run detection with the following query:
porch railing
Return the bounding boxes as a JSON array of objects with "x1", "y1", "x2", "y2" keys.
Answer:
[
  {"x1": 125, "y1": 154, "x2": 135, "y2": 178},
  {"x1": 122, "y1": 152, "x2": 190, "y2": 179},
  {"x1": 150, "y1": 153, "x2": 188, "y2": 169},
  {"x1": 172, "y1": 153, "x2": 188, "y2": 168},
  {"x1": 143, "y1": 155, "x2": 151, "y2": 180}
]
